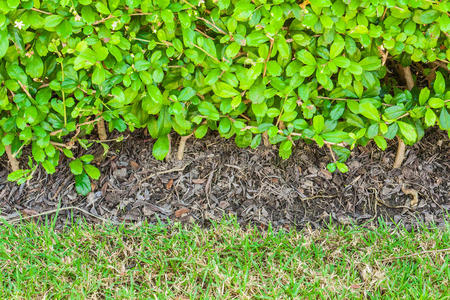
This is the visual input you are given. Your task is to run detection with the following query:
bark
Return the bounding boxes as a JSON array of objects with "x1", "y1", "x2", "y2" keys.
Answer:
[{"x1": 5, "y1": 145, "x2": 19, "y2": 172}]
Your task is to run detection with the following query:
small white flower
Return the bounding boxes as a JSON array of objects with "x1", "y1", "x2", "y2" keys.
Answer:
[
  {"x1": 74, "y1": 14, "x2": 82, "y2": 22},
  {"x1": 14, "y1": 20, "x2": 24, "y2": 30},
  {"x1": 111, "y1": 21, "x2": 118, "y2": 30},
  {"x1": 25, "y1": 51, "x2": 34, "y2": 58}
]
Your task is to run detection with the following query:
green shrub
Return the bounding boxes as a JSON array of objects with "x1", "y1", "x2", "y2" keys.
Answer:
[{"x1": 0, "y1": 0, "x2": 449, "y2": 194}]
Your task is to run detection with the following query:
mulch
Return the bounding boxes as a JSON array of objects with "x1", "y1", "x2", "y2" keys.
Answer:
[{"x1": 1, "y1": 128, "x2": 449, "y2": 230}]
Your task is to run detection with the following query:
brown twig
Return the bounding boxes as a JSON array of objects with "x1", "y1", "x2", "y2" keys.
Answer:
[
  {"x1": 193, "y1": 44, "x2": 220, "y2": 63},
  {"x1": 18, "y1": 80, "x2": 33, "y2": 100},
  {"x1": 93, "y1": 15, "x2": 115, "y2": 25},
  {"x1": 50, "y1": 117, "x2": 103, "y2": 136},
  {"x1": 196, "y1": 16, "x2": 231, "y2": 40},
  {"x1": 263, "y1": 37, "x2": 274, "y2": 78},
  {"x1": 31, "y1": 7, "x2": 52, "y2": 15}
]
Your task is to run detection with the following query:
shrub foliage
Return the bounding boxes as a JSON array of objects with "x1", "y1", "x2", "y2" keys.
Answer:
[{"x1": 0, "y1": 0, "x2": 449, "y2": 194}]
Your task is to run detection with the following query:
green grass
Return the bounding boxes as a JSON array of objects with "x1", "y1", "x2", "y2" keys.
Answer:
[{"x1": 0, "y1": 217, "x2": 448, "y2": 299}]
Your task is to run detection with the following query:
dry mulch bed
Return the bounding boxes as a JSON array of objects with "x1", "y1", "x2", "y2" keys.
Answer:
[{"x1": 1, "y1": 128, "x2": 449, "y2": 230}]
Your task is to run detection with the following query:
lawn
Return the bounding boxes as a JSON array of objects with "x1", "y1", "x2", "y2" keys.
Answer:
[{"x1": 0, "y1": 217, "x2": 448, "y2": 299}]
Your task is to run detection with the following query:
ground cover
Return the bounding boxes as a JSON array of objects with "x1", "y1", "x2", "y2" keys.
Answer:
[{"x1": 0, "y1": 219, "x2": 448, "y2": 298}]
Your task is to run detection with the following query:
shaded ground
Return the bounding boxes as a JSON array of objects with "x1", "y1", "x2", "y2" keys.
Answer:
[{"x1": 1, "y1": 128, "x2": 449, "y2": 229}]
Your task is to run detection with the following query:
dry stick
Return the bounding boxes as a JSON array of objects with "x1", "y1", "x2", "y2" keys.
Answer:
[
  {"x1": 380, "y1": 248, "x2": 450, "y2": 263},
  {"x1": 138, "y1": 165, "x2": 189, "y2": 186},
  {"x1": 5, "y1": 145, "x2": 19, "y2": 172},
  {"x1": 3, "y1": 206, "x2": 121, "y2": 225},
  {"x1": 31, "y1": 7, "x2": 52, "y2": 15},
  {"x1": 177, "y1": 134, "x2": 192, "y2": 161},
  {"x1": 393, "y1": 66, "x2": 414, "y2": 168},
  {"x1": 97, "y1": 119, "x2": 107, "y2": 141}
]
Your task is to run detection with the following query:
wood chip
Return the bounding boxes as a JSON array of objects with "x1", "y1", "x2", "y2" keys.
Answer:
[
  {"x1": 192, "y1": 178, "x2": 206, "y2": 184},
  {"x1": 166, "y1": 179, "x2": 174, "y2": 190},
  {"x1": 130, "y1": 161, "x2": 139, "y2": 170},
  {"x1": 175, "y1": 207, "x2": 190, "y2": 218}
]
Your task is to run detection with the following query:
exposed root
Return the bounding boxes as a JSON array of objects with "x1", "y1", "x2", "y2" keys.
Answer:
[
  {"x1": 401, "y1": 185, "x2": 419, "y2": 208},
  {"x1": 5, "y1": 145, "x2": 20, "y2": 172},
  {"x1": 177, "y1": 134, "x2": 192, "y2": 161},
  {"x1": 97, "y1": 119, "x2": 107, "y2": 141}
]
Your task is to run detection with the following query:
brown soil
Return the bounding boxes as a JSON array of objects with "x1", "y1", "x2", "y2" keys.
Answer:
[{"x1": 1, "y1": 129, "x2": 449, "y2": 230}]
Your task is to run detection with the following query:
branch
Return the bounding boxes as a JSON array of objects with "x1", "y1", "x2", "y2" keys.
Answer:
[{"x1": 5, "y1": 145, "x2": 20, "y2": 172}]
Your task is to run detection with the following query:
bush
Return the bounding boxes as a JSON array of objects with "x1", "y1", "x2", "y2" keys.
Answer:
[{"x1": 1, "y1": 0, "x2": 449, "y2": 194}]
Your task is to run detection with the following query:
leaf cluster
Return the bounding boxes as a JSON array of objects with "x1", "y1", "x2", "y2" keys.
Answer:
[{"x1": 0, "y1": 0, "x2": 449, "y2": 193}]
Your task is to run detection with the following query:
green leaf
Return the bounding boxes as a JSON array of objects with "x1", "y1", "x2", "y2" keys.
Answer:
[
  {"x1": 359, "y1": 57, "x2": 381, "y2": 71},
  {"x1": 297, "y1": 50, "x2": 316, "y2": 65},
  {"x1": 428, "y1": 98, "x2": 444, "y2": 109},
  {"x1": 336, "y1": 162, "x2": 348, "y2": 173},
  {"x1": 219, "y1": 118, "x2": 231, "y2": 134},
  {"x1": 69, "y1": 159, "x2": 84, "y2": 175},
  {"x1": 0, "y1": 30, "x2": 9, "y2": 59},
  {"x1": 373, "y1": 136, "x2": 387, "y2": 150},
  {"x1": 25, "y1": 55, "x2": 44, "y2": 79},
  {"x1": 42, "y1": 160, "x2": 56, "y2": 174},
  {"x1": 359, "y1": 103, "x2": 380, "y2": 122},
  {"x1": 179, "y1": 87, "x2": 196, "y2": 101},
  {"x1": 397, "y1": 121, "x2": 417, "y2": 143},
  {"x1": 293, "y1": 119, "x2": 308, "y2": 130},
  {"x1": 213, "y1": 82, "x2": 240, "y2": 98},
  {"x1": 75, "y1": 173, "x2": 91, "y2": 196},
  {"x1": 279, "y1": 140, "x2": 292, "y2": 159},
  {"x1": 225, "y1": 42, "x2": 240, "y2": 58},
  {"x1": 333, "y1": 56, "x2": 350, "y2": 68},
  {"x1": 424, "y1": 108, "x2": 436, "y2": 127},
  {"x1": 327, "y1": 162, "x2": 337, "y2": 173},
  {"x1": 439, "y1": 108, "x2": 450, "y2": 130},
  {"x1": 246, "y1": 31, "x2": 268, "y2": 47},
  {"x1": 152, "y1": 135, "x2": 170, "y2": 160},
  {"x1": 8, "y1": 170, "x2": 28, "y2": 182},
  {"x1": 330, "y1": 35, "x2": 345, "y2": 59},
  {"x1": 198, "y1": 102, "x2": 220, "y2": 121},
  {"x1": 45, "y1": 15, "x2": 64, "y2": 27},
  {"x1": 248, "y1": 81, "x2": 266, "y2": 104},
  {"x1": 347, "y1": 62, "x2": 363, "y2": 75},
  {"x1": 419, "y1": 87, "x2": 430, "y2": 106},
  {"x1": 84, "y1": 164, "x2": 101, "y2": 180},
  {"x1": 313, "y1": 115, "x2": 324, "y2": 133},
  {"x1": 80, "y1": 154, "x2": 94, "y2": 163},
  {"x1": 32, "y1": 143, "x2": 45, "y2": 162},
  {"x1": 92, "y1": 64, "x2": 105, "y2": 85},
  {"x1": 433, "y1": 72, "x2": 445, "y2": 95},
  {"x1": 195, "y1": 124, "x2": 208, "y2": 138}
]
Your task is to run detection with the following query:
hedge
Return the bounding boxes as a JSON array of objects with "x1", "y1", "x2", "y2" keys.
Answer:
[{"x1": 1, "y1": 0, "x2": 449, "y2": 195}]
